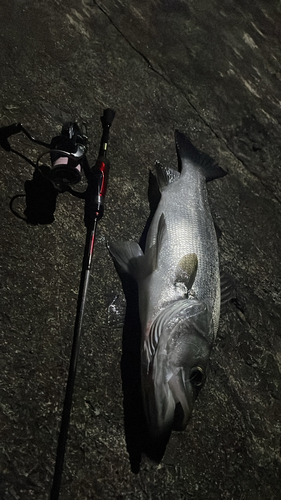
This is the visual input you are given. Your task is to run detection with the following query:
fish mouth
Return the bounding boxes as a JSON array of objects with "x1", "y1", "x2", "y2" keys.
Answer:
[
  {"x1": 142, "y1": 371, "x2": 193, "y2": 437},
  {"x1": 142, "y1": 298, "x2": 212, "y2": 436},
  {"x1": 173, "y1": 402, "x2": 187, "y2": 431},
  {"x1": 168, "y1": 371, "x2": 193, "y2": 431}
]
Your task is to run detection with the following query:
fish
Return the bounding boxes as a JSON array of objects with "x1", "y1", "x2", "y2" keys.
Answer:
[{"x1": 109, "y1": 130, "x2": 227, "y2": 437}]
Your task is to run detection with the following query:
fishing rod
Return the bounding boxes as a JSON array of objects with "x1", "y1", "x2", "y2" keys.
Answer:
[
  {"x1": 0, "y1": 109, "x2": 116, "y2": 498},
  {"x1": 50, "y1": 109, "x2": 115, "y2": 499}
]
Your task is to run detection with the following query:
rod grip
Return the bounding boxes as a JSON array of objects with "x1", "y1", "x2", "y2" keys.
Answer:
[{"x1": 84, "y1": 157, "x2": 110, "y2": 227}]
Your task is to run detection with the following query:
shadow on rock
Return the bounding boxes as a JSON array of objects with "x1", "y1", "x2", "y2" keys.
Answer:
[
  {"x1": 118, "y1": 271, "x2": 171, "y2": 473},
  {"x1": 115, "y1": 171, "x2": 169, "y2": 472}
]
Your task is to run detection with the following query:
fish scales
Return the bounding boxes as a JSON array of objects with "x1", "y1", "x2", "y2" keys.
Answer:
[
  {"x1": 109, "y1": 130, "x2": 227, "y2": 437},
  {"x1": 142, "y1": 165, "x2": 220, "y2": 336}
]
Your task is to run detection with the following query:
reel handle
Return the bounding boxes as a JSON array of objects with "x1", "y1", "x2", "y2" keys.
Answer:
[{"x1": 0, "y1": 123, "x2": 22, "y2": 151}]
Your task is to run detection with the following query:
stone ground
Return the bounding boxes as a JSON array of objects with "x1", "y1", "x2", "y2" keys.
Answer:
[{"x1": 0, "y1": 0, "x2": 281, "y2": 498}]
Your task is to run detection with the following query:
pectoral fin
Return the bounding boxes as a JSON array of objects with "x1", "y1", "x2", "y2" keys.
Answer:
[{"x1": 175, "y1": 253, "x2": 198, "y2": 291}]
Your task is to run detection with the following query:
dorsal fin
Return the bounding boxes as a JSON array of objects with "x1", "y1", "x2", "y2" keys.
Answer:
[
  {"x1": 175, "y1": 130, "x2": 227, "y2": 181},
  {"x1": 220, "y1": 270, "x2": 236, "y2": 307}
]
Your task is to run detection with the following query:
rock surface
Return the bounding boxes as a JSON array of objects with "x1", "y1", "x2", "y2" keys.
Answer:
[{"x1": 0, "y1": 0, "x2": 280, "y2": 499}]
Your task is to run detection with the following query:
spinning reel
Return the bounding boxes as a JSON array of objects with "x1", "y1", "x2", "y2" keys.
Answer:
[{"x1": 0, "y1": 110, "x2": 114, "y2": 225}]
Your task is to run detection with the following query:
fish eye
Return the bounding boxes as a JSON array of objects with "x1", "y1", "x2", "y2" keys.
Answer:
[{"x1": 189, "y1": 366, "x2": 205, "y2": 387}]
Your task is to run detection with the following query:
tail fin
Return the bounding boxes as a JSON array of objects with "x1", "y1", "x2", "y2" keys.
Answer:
[{"x1": 175, "y1": 130, "x2": 227, "y2": 181}]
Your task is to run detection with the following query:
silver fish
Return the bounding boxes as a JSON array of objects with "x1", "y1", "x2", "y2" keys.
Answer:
[{"x1": 109, "y1": 130, "x2": 227, "y2": 437}]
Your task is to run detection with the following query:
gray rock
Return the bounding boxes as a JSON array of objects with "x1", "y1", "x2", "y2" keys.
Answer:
[{"x1": 0, "y1": 0, "x2": 280, "y2": 498}]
